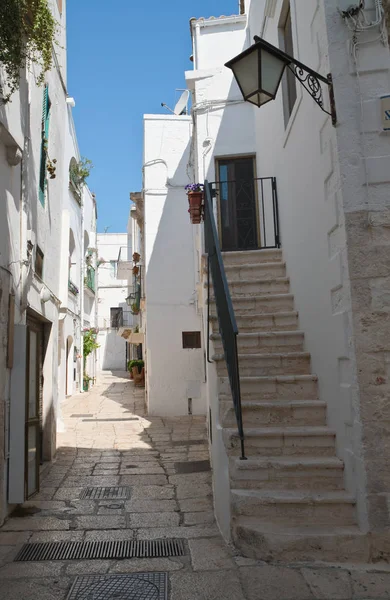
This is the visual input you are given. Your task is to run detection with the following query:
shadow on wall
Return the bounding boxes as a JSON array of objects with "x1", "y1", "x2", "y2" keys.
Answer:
[
  {"x1": 102, "y1": 331, "x2": 127, "y2": 371},
  {"x1": 146, "y1": 141, "x2": 205, "y2": 415}
]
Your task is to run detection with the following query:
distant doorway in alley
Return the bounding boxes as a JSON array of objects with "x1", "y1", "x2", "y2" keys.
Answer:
[
  {"x1": 216, "y1": 156, "x2": 259, "y2": 251},
  {"x1": 25, "y1": 315, "x2": 44, "y2": 498},
  {"x1": 66, "y1": 335, "x2": 73, "y2": 396}
]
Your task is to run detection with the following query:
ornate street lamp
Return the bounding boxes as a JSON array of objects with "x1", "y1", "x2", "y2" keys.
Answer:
[{"x1": 225, "y1": 36, "x2": 337, "y2": 125}]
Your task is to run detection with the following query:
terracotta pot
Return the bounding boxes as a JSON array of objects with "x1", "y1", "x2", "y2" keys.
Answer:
[
  {"x1": 132, "y1": 266, "x2": 139, "y2": 276},
  {"x1": 133, "y1": 252, "x2": 140, "y2": 263},
  {"x1": 187, "y1": 192, "x2": 204, "y2": 224}
]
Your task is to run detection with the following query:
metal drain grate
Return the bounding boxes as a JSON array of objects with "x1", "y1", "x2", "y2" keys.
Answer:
[
  {"x1": 67, "y1": 573, "x2": 168, "y2": 600},
  {"x1": 79, "y1": 486, "x2": 130, "y2": 500},
  {"x1": 174, "y1": 460, "x2": 211, "y2": 474},
  {"x1": 172, "y1": 439, "x2": 206, "y2": 447},
  {"x1": 82, "y1": 418, "x2": 139, "y2": 422},
  {"x1": 15, "y1": 539, "x2": 186, "y2": 562}
]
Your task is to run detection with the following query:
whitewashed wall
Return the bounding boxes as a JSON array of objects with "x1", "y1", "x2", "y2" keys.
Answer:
[
  {"x1": 143, "y1": 115, "x2": 206, "y2": 416},
  {"x1": 97, "y1": 234, "x2": 128, "y2": 372}
]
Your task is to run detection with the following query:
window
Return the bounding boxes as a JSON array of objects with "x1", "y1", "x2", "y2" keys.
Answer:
[
  {"x1": 280, "y1": 4, "x2": 297, "y2": 125},
  {"x1": 182, "y1": 332, "x2": 201, "y2": 349},
  {"x1": 110, "y1": 307, "x2": 123, "y2": 328},
  {"x1": 35, "y1": 247, "x2": 44, "y2": 279},
  {"x1": 39, "y1": 85, "x2": 51, "y2": 206}
]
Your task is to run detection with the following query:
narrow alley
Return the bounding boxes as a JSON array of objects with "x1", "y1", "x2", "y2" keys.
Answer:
[{"x1": 0, "y1": 372, "x2": 389, "y2": 600}]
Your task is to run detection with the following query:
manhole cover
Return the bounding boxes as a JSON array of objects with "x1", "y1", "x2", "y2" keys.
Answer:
[
  {"x1": 174, "y1": 460, "x2": 211, "y2": 474},
  {"x1": 80, "y1": 487, "x2": 130, "y2": 500},
  {"x1": 67, "y1": 573, "x2": 167, "y2": 600}
]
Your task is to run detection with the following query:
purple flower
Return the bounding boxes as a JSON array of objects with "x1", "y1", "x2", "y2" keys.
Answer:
[{"x1": 185, "y1": 183, "x2": 204, "y2": 193}]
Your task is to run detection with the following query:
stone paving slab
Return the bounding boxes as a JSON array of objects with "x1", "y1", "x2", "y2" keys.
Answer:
[{"x1": 1, "y1": 371, "x2": 390, "y2": 600}]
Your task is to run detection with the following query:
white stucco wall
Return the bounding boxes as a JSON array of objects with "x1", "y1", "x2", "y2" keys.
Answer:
[
  {"x1": 143, "y1": 115, "x2": 206, "y2": 417},
  {"x1": 97, "y1": 234, "x2": 128, "y2": 372}
]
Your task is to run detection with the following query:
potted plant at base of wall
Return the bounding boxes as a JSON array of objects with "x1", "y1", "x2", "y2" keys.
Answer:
[
  {"x1": 127, "y1": 359, "x2": 144, "y2": 379},
  {"x1": 185, "y1": 183, "x2": 204, "y2": 224},
  {"x1": 83, "y1": 374, "x2": 92, "y2": 392}
]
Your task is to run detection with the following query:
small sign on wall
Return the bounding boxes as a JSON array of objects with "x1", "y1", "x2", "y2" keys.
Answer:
[{"x1": 380, "y1": 95, "x2": 390, "y2": 131}]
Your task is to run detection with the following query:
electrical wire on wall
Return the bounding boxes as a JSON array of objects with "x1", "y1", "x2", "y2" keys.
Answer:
[{"x1": 340, "y1": 0, "x2": 387, "y2": 202}]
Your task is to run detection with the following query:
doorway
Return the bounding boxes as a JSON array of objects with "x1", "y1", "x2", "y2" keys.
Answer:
[
  {"x1": 217, "y1": 156, "x2": 259, "y2": 251},
  {"x1": 25, "y1": 316, "x2": 44, "y2": 498}
]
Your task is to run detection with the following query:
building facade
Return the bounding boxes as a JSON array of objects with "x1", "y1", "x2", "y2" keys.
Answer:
[
  {"x1": 139, "y1": 0, "x2": 390, "y2": 561},
  {"x1": 0, "y1": 0, "x2": 97, "y2": 524}
]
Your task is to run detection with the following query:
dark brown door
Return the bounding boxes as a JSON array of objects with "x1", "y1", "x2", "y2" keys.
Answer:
[
  {"x1": 217, "y1": 156, "x2": 258, "y2": 251},
  {"x1": 25, "y1": 317, "x2": 43, "y2": 498}
]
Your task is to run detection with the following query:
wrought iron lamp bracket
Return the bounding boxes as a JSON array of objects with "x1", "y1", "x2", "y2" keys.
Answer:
[{"x1": 288, "y1": 65, "x2": 336, "y2": 125}]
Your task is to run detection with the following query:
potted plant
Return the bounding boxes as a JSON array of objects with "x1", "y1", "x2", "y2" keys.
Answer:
[
  {"x1": 127, "y1": 359, "x2": 144, "y2": 379},
  {"x1": 185, "y1": 183, "x2": 204, "y2": 224},
  {"x1": 132, "y1": 265, "x2": 139, "y2": 276},
  {"x1": 133, "y1": 252, "x2": 140, "y2": 264},
  {"x1": 83, "y1": 374, "x2": 92, "y2": 392},
  {"x1": 130, "y1": 302, "x2": 140, "y2": 315}
]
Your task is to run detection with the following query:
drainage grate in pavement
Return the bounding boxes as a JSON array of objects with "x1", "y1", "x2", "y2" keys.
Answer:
[
  {"x1": 80, "y1": 486, "x2": 130, "y2": 500},
  {"x1": 172, "y1": 439, "x2": 206, "y2": 447},
  {"x1": 67, "y1": 573, "x2": 168, "y2": 600},
  {"x1": 15, "y1": 539, "x2": 186, "y2": 562},
  {"x1": 70, "y1": 414, "x2": 93, "y2": 418},
  {"x1": 82, "y1": 418, "x2": 139, "y2": 422},
  {"x1": 174, "y1": 460, "x2": 211, "y2": 474}
]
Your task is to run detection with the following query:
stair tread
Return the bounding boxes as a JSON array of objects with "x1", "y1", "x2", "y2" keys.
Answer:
[
  {"x1": 210, "y1": 293, "x2": 294, "y2": 303},
  {"x1": 212, "y1": 330, "x2": 304, "y2": 339},
  {"x1": 224, "y1": 261, "x2": 286, "y2": 270},
  {"x1": 232, "y1": 456, "x2": 344, "y2": 469},
  {"x1": 213, "y1": 352, "x2": 310, "y2": 362},
  {"x1": 231, "y1": 489, "x2": 355, "y2": 503},
  {"x1": 228, "y1": 374, "x2": 317, "y2": 383},
  {"x1": 234, "y1": 516, "x2": 363, "y2": 536},
  {"x1": 222, "y1": 249, "x2": 283, "y2": 257},
  {"x1": 226, "y1": 426, "x2": 335, "y2": 437},
  {"x1": 236, "y1": 399, "x2": 326, "y2": 408}
]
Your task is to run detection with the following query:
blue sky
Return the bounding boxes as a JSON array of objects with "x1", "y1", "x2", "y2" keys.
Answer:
[{"x1": 67, "y1": 0, "x2": 238, "y2": 232}]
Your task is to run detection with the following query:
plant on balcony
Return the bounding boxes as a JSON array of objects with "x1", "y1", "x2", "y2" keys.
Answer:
[
  {"x1": 130, "y1": 302, "x2": 140, "y2": 315},
  {"x1": 132, "y1": 265, "x2": 139, "y2": 276},
  {"x1": 185, "y1": 183, "x2": 204, "y2": 224},
  {"x1": 68, "y1": 280, "x2": 79, "y2": 295},
  {"x1": 69, "y1": 156, "x2": 93, "y2": 188},
  {"x1": 0, "y1": 0, "x2": 57, "y2": 103}
]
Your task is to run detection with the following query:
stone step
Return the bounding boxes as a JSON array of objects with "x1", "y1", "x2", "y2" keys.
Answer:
[
  {"x1": 219, "y1": 374, "x2": 319, "y2": 401},
  {"x1": 209, "y1": 294, "x2": 295, "y2": 315},
  {"x1": 231, "y1": 489, "x2": 356, "y2": 525},
  {"x1": 214, "y1": 352, "x2": 311, "y2": 377},
  {"x1": 223, "y1": 426, "x2": 336, "y2": 457},
  {"x1": 224, "y1": 262, "x2": 287, "y2": 281},
  {"x1": 222, "y1": 249, "x2": 283, "y2": 266},
  {"x1": 235, "y1": 312, "x2": 299, "y2": 332},
  {"x1": 211, "y1": 331, "x2": 305, "y2": 354},
  {"x1": 232, "y1": 517, "x2": 369, "y2": 563},
  {"x1": 225, "y1": 278, "x2": 291, "y2": 297},
  {"x1": 229, "y1": 456, "x2": 344, "y2": 490},
  {"x1": 220, "y1": 399, "x2": 327, "y2": 428}
]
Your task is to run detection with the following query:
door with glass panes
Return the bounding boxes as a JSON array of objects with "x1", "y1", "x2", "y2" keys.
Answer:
[
  {"x1": 25, "y1": 317, "x2": 43, "y2": 498},
  {"x1": 217, "y1": 156, "x2": 259, "y2": 251}
]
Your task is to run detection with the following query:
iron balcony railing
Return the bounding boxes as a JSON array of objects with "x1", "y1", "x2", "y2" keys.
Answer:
[
  {"x1": 85, "y1": 265, "x2": 96, "y2": 293},
  {"x1": 204, "y1": 180, "x2": 246, "y2": 460},
  {"x1": 211, "y1": 177, "x2": 280, "y2": 251}
]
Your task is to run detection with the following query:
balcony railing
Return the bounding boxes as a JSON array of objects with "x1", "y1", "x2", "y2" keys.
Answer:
[
  {"x1": 68, "y1": 280, "x2": 79, "y2": 296},
  {"x1": 84, "y1": 266, "x2": 96, "y2": 293}
]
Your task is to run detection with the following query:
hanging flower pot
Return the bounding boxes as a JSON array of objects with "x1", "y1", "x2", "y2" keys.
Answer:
[
  {"x1": 185, "y1": 184, "x2": 204, "y2": 224},
  {"x1": 133, "y1": 252, "x2": 140, "y2": 264},
  {"x1": 132, "y1": 265, "x2": 139, "y2": 276}
]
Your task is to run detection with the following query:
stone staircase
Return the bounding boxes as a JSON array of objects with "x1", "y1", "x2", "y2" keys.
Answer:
[{"x1": 210, "y1": 249, "x2": 368, "y2": 563}]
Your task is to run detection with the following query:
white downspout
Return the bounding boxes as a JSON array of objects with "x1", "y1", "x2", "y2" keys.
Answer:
[{"x1": 80, "y1": 196, "x2": 85, "y2": 392}]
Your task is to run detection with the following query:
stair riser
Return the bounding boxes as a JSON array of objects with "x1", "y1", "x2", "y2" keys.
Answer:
[
  {"x1": 216, "y1": 356, "x2": 310, "y2": 377},
  {"x1": 223, "y1": 250, "x2": 283, "y2": 266},
  {"x1": 231, "y1": 498, "x2": 356, "y2": 525},
  {"x1": 225, "y1": 264, "x2": 287, "y2": 281},
  {"x1": 225, "y1": 434, "x2": 336, "y2": 458},
  {"x1": 213, "y1": 337, "x2": 305, "y2": 355},
  {"x1": 219, "y1": 377, "x2": 318, "y2": 401},
  {"x1": 230, "y1": 470, "x2": 344, "y2": 491},
  {"x1": 235, "y1": 314, "x2": 299, "y2": 332},
  {"x1": 231, "y1": 524, "x2": 370, "y2": 563},
  {"x1": 210, "y1": 296, "x2": 295, "y2": 315},
  {"x1": 228, "y1": 280, "x2": 290, "y2": 297},
  {"x1": 221, "y1": 405, "x2": 327, "y2": 428}
]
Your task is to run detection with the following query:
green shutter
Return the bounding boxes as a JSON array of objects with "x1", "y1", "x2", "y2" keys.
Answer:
[{"x1": 39, "y1": 85, "x2": 50, "y2": 206}]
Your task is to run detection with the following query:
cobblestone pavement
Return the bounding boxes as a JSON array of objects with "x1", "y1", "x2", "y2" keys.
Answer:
[{"x1": 1, "y1": 371, "x2": 390, "y2": 599}]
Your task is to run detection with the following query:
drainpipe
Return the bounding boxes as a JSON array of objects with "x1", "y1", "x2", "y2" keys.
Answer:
[{"x1": 80, "y1": 194, "x2": 85, "y2": 393}]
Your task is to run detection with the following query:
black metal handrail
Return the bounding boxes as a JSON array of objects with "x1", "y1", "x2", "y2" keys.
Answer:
[
  {"x1": 211, "y1": 177, "x2": 280, "y2": 250},
  {"x1": 204, "y1": 180, "x2": 246, "y2": 460}
]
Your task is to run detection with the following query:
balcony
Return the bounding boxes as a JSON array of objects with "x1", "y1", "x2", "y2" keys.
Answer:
[
  {"x1": 117, "y1": 246, "x2": 133, "y2": 280},
  {"x1": 84, "y1": 265, "x2": 96, "y2": 295}
]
